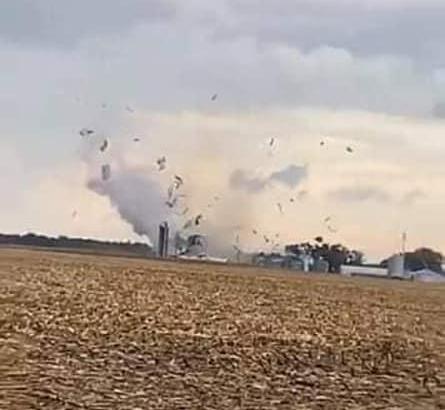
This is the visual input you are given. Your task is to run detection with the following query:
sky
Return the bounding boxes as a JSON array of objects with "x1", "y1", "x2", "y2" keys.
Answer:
[{"x1": 2, "y1": 0, "x2": 445, "y2": 261}]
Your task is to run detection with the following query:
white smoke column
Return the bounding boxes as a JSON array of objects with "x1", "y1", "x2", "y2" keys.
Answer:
[
  {"x1": 80, "y1": 132, "x2": 175, "y2": 245},
  {"x1": 87, "y1": 171, "x2": 169, "y2": 245}
]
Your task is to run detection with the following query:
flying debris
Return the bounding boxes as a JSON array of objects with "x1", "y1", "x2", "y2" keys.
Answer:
[
  {"x1": 101, "y1": 164, "x2": 111, "y2": 181},
  {"x1": 327, "y1": 225, "x2": 338, "y2": 233},
  {"x1": 165, "y1": 197, "x2": 178, "y2": 208},
  {"x1": 101, "y1": 103, "x2": 107, "y2": 109},
  {"x1": 320, "y1": 141, "x2": 325, "y2": 146},
  {"x1": 71, "y1": 210, "x2": 78, "y2": 219},
  {"x1": 174, "y1": 175, "x2": 184, "y2": 187},
  {"x1": 211, "y1": 93, "x2": 218, "y2": 101},
  {"x1": 252, "y1": 229, "x2": 258, "y2": 235},
  {"x1": 125, "y1": 105, "x2": 134, "y2": 113},
  {"x1": 269, "y1": 137, "x2": 275, "y2": 147},
  {"x1": 167, "y1": 185, "x2": 175, "y2": 200},
  {"x1": 194, "y1": 214, "x2": 203, "y2": 226},
  {"x1": 183, "y1": 219, "x2": 193, "y2": 230},
  {"x1": 323, "y1": 215, "x2": 337, "y2": 233},
  {"x1": 167, "y1": 175, "x2": 185, "y2": 204},
  {"x1": 79, "y1": 128, "x2": 94, "y2": 137},
  {"x1": 214, "y1": 195, "x2": 220, "y2": 201},
  {"x1": 346, "y1": 146, "x2": 353, "y2": 153},
  {"x1": 263, "y1": 235, "x2": 270, "y2": 244},
  {"x1": 156, "y1": 156, "x2": 167, "y2": 171},
  {"x1": 277, "y1": 202, "x2": 284, "y2": 214},
  {"x1": 289, "y1": 198, "x2": 295, "y2": 203},
  {"x1": 315, "y1": 236, "x2": 324, "y2": 243},
  {"x1": 133, "y1": 137, "x2": 140, "y2": 142},
  {"x1": 99, "y1": 139, "x2": 109, "y2": 152}
]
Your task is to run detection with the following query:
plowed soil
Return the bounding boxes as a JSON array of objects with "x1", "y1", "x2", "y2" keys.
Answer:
[{"x1": 1, "y1": 248, "x2": 444, "y2": 409}]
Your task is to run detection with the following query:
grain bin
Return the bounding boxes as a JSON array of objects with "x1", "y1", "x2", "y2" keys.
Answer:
[{"x1": 388, "y1": 253, "x2": 405, "y2": 277}]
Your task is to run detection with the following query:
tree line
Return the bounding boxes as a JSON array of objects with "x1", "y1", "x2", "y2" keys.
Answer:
[{"x1": 285, "y1": 237, "x2": 444, "y2": 274}]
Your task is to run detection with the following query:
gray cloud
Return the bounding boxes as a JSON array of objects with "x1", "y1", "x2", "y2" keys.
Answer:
[
  {"x1": 401, "y1": 189, "x2": 426, "y2": 205},
  {"x1": 0, "y1": 0, "x2": 175, "y2": 47},
  {"x1": 433, "y1": 102, "x2": 445, "y2": 118},
  {"x1": 328, "y1": 186, "x2": 391, "y2": 202},
  {"x1": 269, "y1": 164, "x2": 308, "y2": 188},
  {"x1": 229, "y1": 169, "x2": 267, "y2": 193},
  {"x1": 0, "y1": 1, "x2": 442, "y2": 125},
  {"x1": 230, "y1": 164, "x2": 307, "y2": 193},
  {"x1": 4, "y1": 0, "x2": 445, "y2": 69},
  {"x1": 224, "y1": 0, "x2": 445, "y2": 66}
]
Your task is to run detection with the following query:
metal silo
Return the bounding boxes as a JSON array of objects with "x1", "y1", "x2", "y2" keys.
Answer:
[{"x1": 388, "y1": 253, "x2": 405, "y2": 277}]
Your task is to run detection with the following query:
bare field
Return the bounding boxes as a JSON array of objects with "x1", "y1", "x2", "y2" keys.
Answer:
[{"x1": 1, "y1": 248, "x2": 444, "y2": 409}]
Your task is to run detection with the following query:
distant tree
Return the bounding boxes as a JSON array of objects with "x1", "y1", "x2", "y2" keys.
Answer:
[
  {"x1": 285, "y1": 239, "x2": 364, "y2": 273},
  {"x1": 347, "y1": 250, "x2": 364, "y2": 266},
  {"x1": 405, "y1": 247, "x2": 443, "y2": 273}
]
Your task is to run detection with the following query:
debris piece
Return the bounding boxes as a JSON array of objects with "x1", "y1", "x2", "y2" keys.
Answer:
[
  {"x1": 174, "y1": 175, "x2": 184, "y2": 187},
  {"x1": 277, "y1": 202, "x2": 284, "y2": 215},
  {"x1": 211, "y1": 93, "x2": 218, "y2": 101},
  {"x1": 125, "y1": 105, "x2": 134, "y2": 113},
  {"x1": 263, "y1": 235, "x2": 270, "y2": 244},
  {"x1": 71, "y1": 210, "x2": 78, "y2": 219},
  {"x1": 156, "y1": 157, "x2": 167, "y2": 171},
  {"x1": 324, "y1": 216, "x2": 332, "y2": 223},
  {"x1": 101, "y1": 164, "x2": 111, "y2": 181},
  {"x1": 194, "y1": 214, "x2": 203, "y2": 226},
  {"x1": 165, "y1": 198, "x2": 178, "y2": 208},
  {"x1": 315, "y1": 236, "x2": 323, "y2": 243},
  {"x1": 320, "y1": 141, "x2": 325, "y2": 146},
  {"x1": 167, "y1": 175, "x2": 184, "y2": 204},
  {"x1": 133, "y1": 137, "x2": 140, "y2": 142},
  {"x1": 183, "y1": 219, "x2": 193, "y2": 230},
  {"x1": 99, "y1": 139, "x2": 109, "y2": 152},
  {"x1": 79, "y1": 128, "x2": 94, "y2": 137},
  {"x1": 269, "y1": 137, "x2": 275, "y2": 147},
  {"x1": 346, "y1": 146, "x2": 353, "y2": 153},
  {"x1": 252, "y1": 229, "x2": 258, "y2": 235},
  {"x1": 290, "y1": 198, "x2": 295, "y2": 203}
]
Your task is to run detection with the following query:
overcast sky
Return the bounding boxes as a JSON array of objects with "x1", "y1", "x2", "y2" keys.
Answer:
[{"x1": 2, "y1": 0, "x2": 445, "y2": 260}]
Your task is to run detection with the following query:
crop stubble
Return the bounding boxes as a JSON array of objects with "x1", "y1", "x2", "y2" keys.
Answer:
[{"x1": 0, "y1": 248, "x2": 444, "y2": 409}]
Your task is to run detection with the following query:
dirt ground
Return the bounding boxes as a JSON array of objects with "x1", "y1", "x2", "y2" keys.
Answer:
[{"x1": 0, "y1": 248, "x2": 444, "y2": 409}]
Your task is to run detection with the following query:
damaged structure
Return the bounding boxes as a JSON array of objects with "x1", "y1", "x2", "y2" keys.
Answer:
[{"x1": 157, "y1": 222, "x2": 169, "y2": 258}]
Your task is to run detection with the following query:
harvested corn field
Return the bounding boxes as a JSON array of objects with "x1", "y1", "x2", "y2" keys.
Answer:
[{"x1": 1, "y1": 248, "x2": 444, "y2": 409}]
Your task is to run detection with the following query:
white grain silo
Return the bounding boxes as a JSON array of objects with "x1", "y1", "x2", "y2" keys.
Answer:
[{"x1": 388, "y1": 253, "x2": 405, "y2": 278}]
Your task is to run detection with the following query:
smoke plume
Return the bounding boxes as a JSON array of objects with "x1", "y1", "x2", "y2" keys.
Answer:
[
  {"x1": 87, "y1": 171, "x2": 169, "y2": 245},
  {"x1": 80, "y1": 124, "x2": 307, "y2": 257}
]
